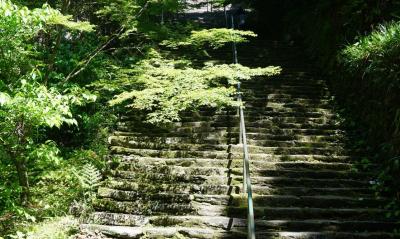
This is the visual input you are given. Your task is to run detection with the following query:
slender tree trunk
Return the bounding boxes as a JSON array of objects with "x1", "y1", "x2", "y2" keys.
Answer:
[
  {"x1": 14, "y1": 158, "x2": 29, "y2": 205},
  {"x1": 43, "y1": 0, "x2": 71, "y2": 85},
  {"x1": 13, "y1": 116, "x2": 30, "y2": 205}
]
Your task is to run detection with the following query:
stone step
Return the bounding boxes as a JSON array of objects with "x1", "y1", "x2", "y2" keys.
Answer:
[
  {"x1": 113, "y1": 128, "x2": 344, "y2": 139},
  {"x1": 242, "y1": 88, "x2": 329, "y2": 96},
  {"x1": 115, "y1": 164, "x2": 371, "y2": 180},
  {"x1": 123, "y1": 110, "x2": 335, "y2": 121},
  {"x1": 89, "y1": 213, "x2": 400, "y2": 233},
  {"x1": 242, "y1": 80, "x2": 326, "y2": 87},
  {"x1": 117, "y1": 157, "x2": 355, "y2": 171},
  {"x1": 118, "y1": 119, "x2": 339, "y2": 130},
  {"x1": 176, "y1": 114, "x2": 335, "y2": 123},
  {"x1": 245, "y1": 139, "x2": 344, "y2": 147},
  {"x1": 110, "y1": 144, "x2": 349, "y2": 158},
  {"x1": 97, "y1": 188, "x2": 384, "y2": 209},
  {"x1": 112, "y1": 131, "x2": 344, "y2": 144},
  {"x1": 263, "y1": 100, "x2": 332, "y2": 108},
  {"x1": 82, "y1": 224, "x2": 400, "y2": 239},
  {"x1": 103, "y1": 179, "x2": 374, "y2": 197},
  {"x1": 110, "y1": 134, "x2": 344, "y2": 150},
  {"x1": 109, "y1": 180, "x2": 373, "y2": 197},
  {"x1": 109, "y1": 172, "x2": 371, "y2": 188},
  {"x1": 242, "y1": 89, "x2": 329, "y2": 97},
  {"x1": 144, "y1": 109, "x2": 335, "y2": 119},
  {"x1": 94, "y1": 199, "x2": 388, "y2": 220},
  {"x1": 109, "y1": 134, "x2": 344, "y2": 147},
  {"x1": 244, "y1": 102, "x2": 333, "y2": 111},
  {"x1": 241, "y1": 106, "x2": 335, "y2": 116},
  {"x1": 110, "y1": 147, "x2": 353, "y2": 162},
  {"x1": 125, "y1": 108, "x2": 333, "y2": 118},
  {"x1": 257, "y1": 231, "x2": 400, "y2": 239},
  {"x1": 81, "y1": 224, "x2": 225, "y2": 239}
]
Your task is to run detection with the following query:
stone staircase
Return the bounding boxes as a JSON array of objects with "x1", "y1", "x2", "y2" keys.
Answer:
[{"x1": 82, "y1": 39, "x2": 400, "y2": 238}]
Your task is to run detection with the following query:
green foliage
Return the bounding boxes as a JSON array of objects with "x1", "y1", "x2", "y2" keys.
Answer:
[
  {"x1": 0, "y1": 0, "x2": 282, "y2": 236},
  {"x1": 0, "y1": 0, "x2": 93, "y2": 85},
  {"x1": 341, "y1": 22, "x2": 400, "y2": 87},
  {"x1": 74, "y1": 163, "x2": 102, "y2": 196},
  {"x1": 0, "y1": 2, "x2": 99, "y2": 235},
  {"x1": 9, "y1": 216, "x2": 78, "y2": 239},
  {"x1": 0, "y1": 80, "x2": 76, "y2": 132},
  {"x1": 96, "y1": 0, "x2": 185, "y2": 31},
  {"x1": 109, "y1": 56, "x2": 281, "y2": 123},
  {"x1": 47, "y1": 14, "x2": 94, "y2": 32},
  {"x1": 338, "y1": 21, "x2": 400, "y2": 154},
  {"x1": 162, "y1": 28, "x2": 257, "y2": 49}
]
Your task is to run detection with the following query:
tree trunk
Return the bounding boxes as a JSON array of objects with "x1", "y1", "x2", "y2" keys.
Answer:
[
  {"x1": 14, "y1": 158, "x2": 29, "y2": 205},
  {"x1": 43, "y1": 0, "x2": 71, "y2": 85}
]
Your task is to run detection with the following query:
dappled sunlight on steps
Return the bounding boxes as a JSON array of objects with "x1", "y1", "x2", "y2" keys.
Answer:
[{"x1": 82, "y1": 30, "x2": 399, "y2": 239}]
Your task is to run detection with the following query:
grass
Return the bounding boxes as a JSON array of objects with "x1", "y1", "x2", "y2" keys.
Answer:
[{"x1": 8, "y1": 216, "x2": 78, "y2": 239}]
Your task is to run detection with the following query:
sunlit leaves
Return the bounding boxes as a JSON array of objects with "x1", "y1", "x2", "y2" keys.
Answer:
[
  {"x1": 162, "y1": 28, "x2": 258, "y2": 49},
  {"x1": 0, "y1": 93, "x2": 10, "y2": 106},
  {"x1": 109, "y1": 57, "x2": 281, "y2": 124},
  {"x1": 0, "y1": 0, "x2": 94, "y2": 87},
  {"x1": 341, "y1": 21, "x2": 400, "y2": 77},
  {"x1": 0, "y1": 1, "x2": 93, "y2": 33},
  {"x1": 0, "y1": 81, "x2": 77, "y2": 130}
]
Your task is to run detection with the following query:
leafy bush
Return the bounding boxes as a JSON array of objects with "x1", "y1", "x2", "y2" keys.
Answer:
[
  {"x1": 162, "y1": 28, "x2": 257, "y2": 49},
  {"x1": 339, "y1": 21, "x2": 400, "y2": 152},
  {"x1": 338, "y1": 21, "x2": 400, "y2": 213},
  {"x1": 109, "y1": 55, "x2": 281, "y2": 124}
]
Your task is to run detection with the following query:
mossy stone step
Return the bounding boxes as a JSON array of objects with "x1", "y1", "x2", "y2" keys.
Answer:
[
  {"x1": 97, "y1": 188, "x2": 384, "y2": 208},
  {"x1": 117, "y1": 157, "x2": 355, "y2": 171},
  {"x1": 246, "y1": 88, "x2": 329, "y2": 96},
  {"x1": 119, "y1": 110, "x2": 335, "y2": 121},
  {"x1": 241, "y1": 88, "x2": 329, "y2": 96},
  {"x1": 116, "y1": 125, "x2": 344, "y2": 136},
  {"x1": 177, "y1": 108, "x2": 333, "y2": 117},
  {"x1": 94, "y1": 199, "x2": 389, "y2": 220},
  {"x1": 109, "y1": 134, "x2": 344, "y2": 146},
  {"x1": 243, "y1": 81, "x2": 327, "y2": 88},
  {"x1": 115, "y1": 163, "x2": 370, "y2": 180},
  {"x1": 113, "y1": 130, "x2": 344, "y2": 142},
  {"x1": 82, "y1": 223, "x2": 400, "y2": 239},
  {"x1": 110, "y1": 144, "x2": 349, "y2": 158},
  {"x1": 93, "y1": 198, "x2": 195, "y2": 215},
  {"x1": 245, "y1": 139, "x2": 343, "y2": 147},
  {"x1": 111, "y1": 146, "x2": 353, "y2": 162},
  {"x1": 89, "y1": 213, "x2": 400, "y2": 233},
  {"x1": 109, "y1": 172, "x2": 371, "y2": 188},
  {"x1": 176, "y1": 115, "x2": 335, "y2": 125},
  {"x1": 81, "y1": 224, "x2": 222, "y2": 239},
  {"x1": 244, "y1": 102, "x2": 334, "y2": 112},
  {"x1": 118, "y1": 119, "x2": 339, "y2": 130},
  {"x1": 103, "y1": 179, "x2": 374, "y2": 197}
]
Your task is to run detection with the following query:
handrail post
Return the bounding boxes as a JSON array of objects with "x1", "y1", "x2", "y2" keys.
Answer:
[
  {"x1": 231, "y1": 15, "x2": 238, "y2": 64},
  {"x1": 238, "y1": 82, "x2": 243, "y2": 145}
]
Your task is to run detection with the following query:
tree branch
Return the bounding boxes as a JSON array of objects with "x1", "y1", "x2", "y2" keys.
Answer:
[{"x1": 63, "y1": 1, "x2": 150, "y2": 83}]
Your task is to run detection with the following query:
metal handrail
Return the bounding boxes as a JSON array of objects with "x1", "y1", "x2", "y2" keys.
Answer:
[
  {"x1": 231, "y1": 15, "x2": 256, "y2": 239},
  {"x1": 237, "y1": 84, "x2": 256, "y2": 239}
]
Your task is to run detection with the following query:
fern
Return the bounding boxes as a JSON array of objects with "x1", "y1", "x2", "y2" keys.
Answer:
[{"x1": 74, "y1": 163, "x2": 102, "y2": 193}]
